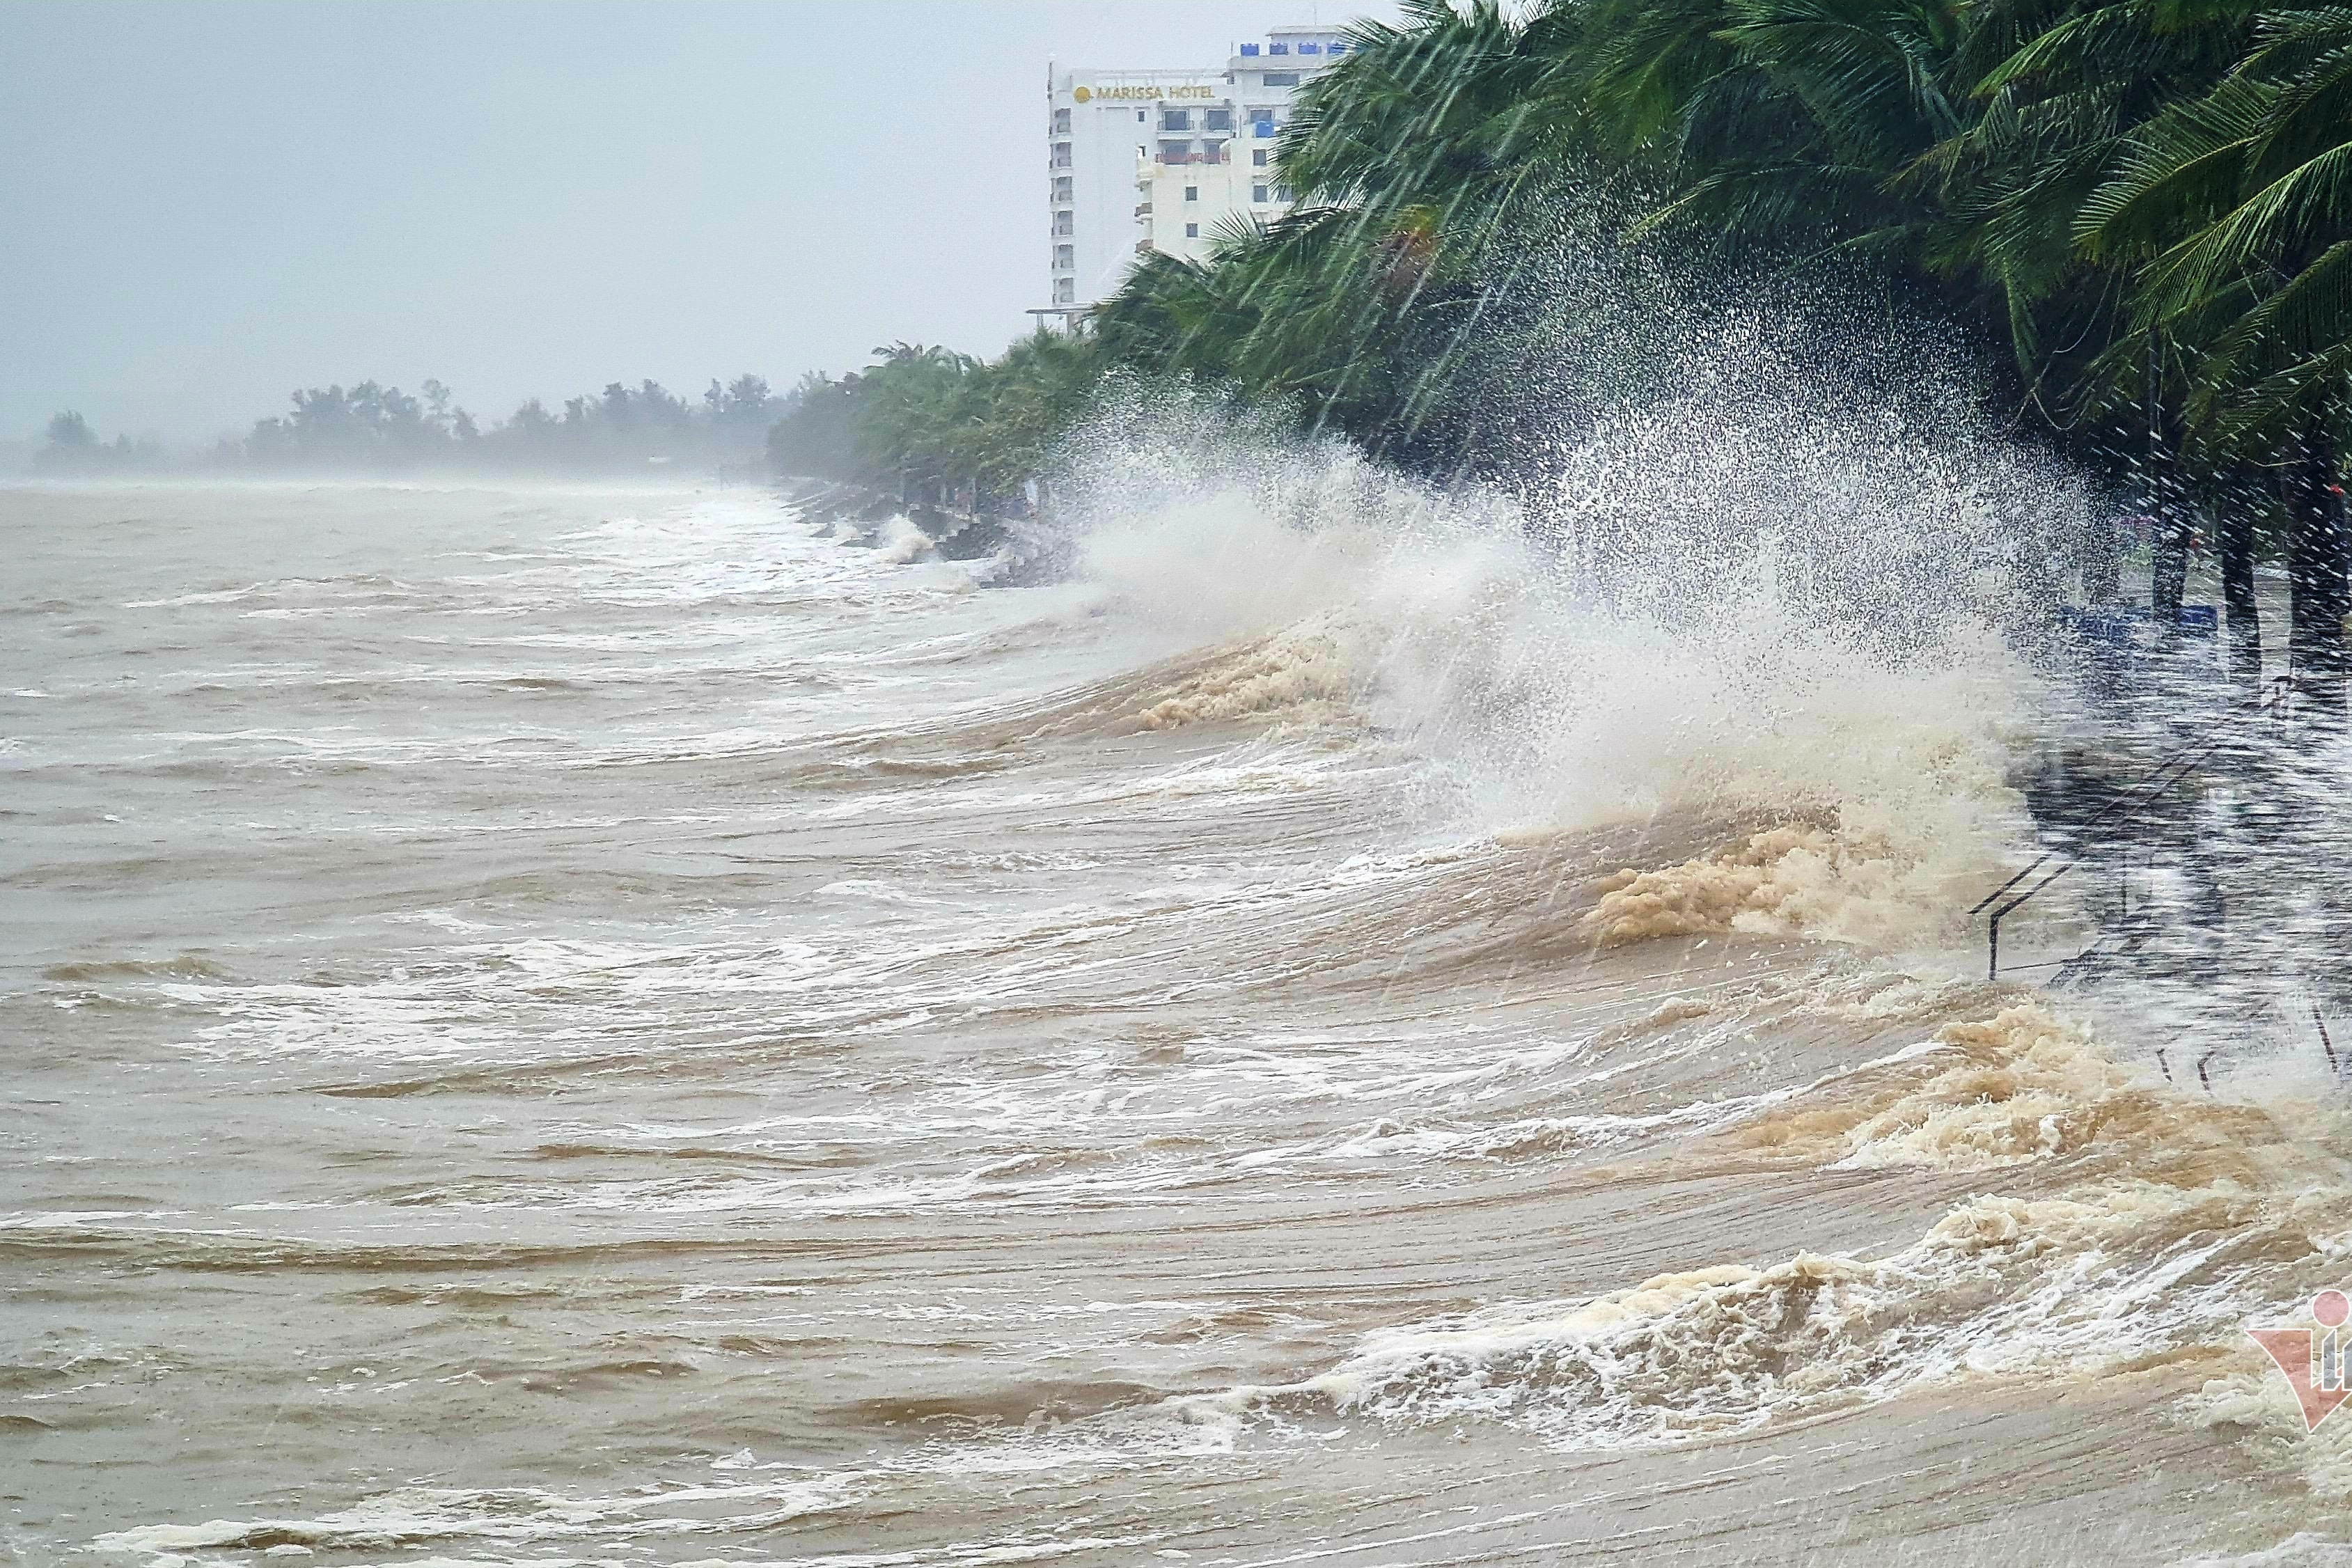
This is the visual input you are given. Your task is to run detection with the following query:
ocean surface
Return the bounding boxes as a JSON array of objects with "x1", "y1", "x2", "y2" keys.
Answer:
[{"x1": 7, "y1": 474, "x2": 2352, "y2": 1567}]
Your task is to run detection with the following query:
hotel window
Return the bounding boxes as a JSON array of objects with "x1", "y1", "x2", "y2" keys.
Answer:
[
  {"x1": 1160, "y1": 109, "x2": 1191, "y2": 132},
  {"x1": 1053, "y1": 210, "x2": 1074, "y2": 235},
  {"x1": 1053, "y1": 176, "x2": 1072, "y2": 202},
  {"x1": 1251, "y1": 113, "x2": 1277, "y2": 136},
  {"x1": 1051, "y1": 142, "x2": 1071, "y2": 168},
  {"x1": 1186, "y1": 222, "x2": 1199, "y2": 237},
  {"x1": 1203, "y1": 107, "x2": 1232, "y2": 132},
  {"x1": 1299, "y1": 42, "x2": 1321, "y2": 54},
  {"x1": 1053, "y1": 108, "x2": 1071, "y2": 134},
  {"x1": 1329, "y1": 41, "x2": 1347, "y2": 54},
  {"x1": 1184, "y1": 185, "x2": 1198, "y2": 202},
  {"x1": 1269, "y1": 42, "x2": 1288, "y2": 54},
  {"x1": 1253, "y1": 148, "x2": 1268, "y2": 167},
  {"x1": 1262, "y1": 72, "x2": 1299, "y2": 87},
  {"x1": 1240, "y1": 42, "x2": 1260, "y2": 56},
  {"x1": 1274, "y1": 185, "x2": 1292, "y2": 202},
  {"x1": 1053, "y1": 243, "x2": 1074, "y2": 270},
  {"x1": 1158, "y1": 140, "x2": 1190, "y2": 162},
  {"x1": 1253, "y1": 185, "x2": 1269, "y2": 204},
  {"x1": 1053, "y1": 277, "x2": 1075, "y2": 304}
]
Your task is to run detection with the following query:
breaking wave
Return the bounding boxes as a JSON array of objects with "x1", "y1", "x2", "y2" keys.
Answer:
[
  {"x1": 19, "y1": 371, "x2": 2352, "y2": 1560},
  {"x1": 1050, "y1": 391, "x2": 2053, "y2": 959}
]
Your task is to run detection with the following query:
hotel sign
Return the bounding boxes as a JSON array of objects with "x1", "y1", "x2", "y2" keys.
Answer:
[{"x1": 1073, "y1": 83, "x2": 1218, "y2": 102}]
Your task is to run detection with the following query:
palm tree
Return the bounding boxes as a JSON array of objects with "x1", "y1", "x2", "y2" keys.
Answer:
[
  {"x1": 1922, "y1": 1, "x2": 2255, "y2": 634},
  {"x1": 966, "y1": 327, "x2": 1102, "y2": 500},
  {"x1": 852, "y1": 343, "x2": 981, "y2": 502},
  {"x1": 857, "y1": 0, "x2": 2344, "y2": 666},
  {"x1": 2078, "y1": 10, "x2": 2352, "y2": 681},
  {"x1": 1090, "y1": 1, "x2": 1609, "y2": 471},
  {"x1": 1569, "y1": 0, "x2": 1975, "y2": 262}
]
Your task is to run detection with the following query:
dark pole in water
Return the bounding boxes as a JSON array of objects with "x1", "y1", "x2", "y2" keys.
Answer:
[
  {"x1": 2218, "y1": 467, "x2": 2262, "y2": 680},
  {"x1": 2282, "y1": 422, "x2": 2348, "y2": 709}
]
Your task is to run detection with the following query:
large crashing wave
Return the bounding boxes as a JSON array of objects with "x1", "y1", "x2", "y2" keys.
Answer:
[{"x1": 1039, "y1": 347, "x2": 2085, "y2": 952}]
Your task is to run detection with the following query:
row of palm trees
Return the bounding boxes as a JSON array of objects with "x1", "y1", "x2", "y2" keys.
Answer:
[
  {"x1": 783, "y1": 0, "x2": 2352, "y2": 669},
  {"x1": 768, "y1": 335, "x2": 1098, "y2": 510}
]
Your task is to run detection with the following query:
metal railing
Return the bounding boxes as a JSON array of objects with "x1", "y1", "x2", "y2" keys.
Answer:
[{"x1": 1973, "y1": 674, "x2": 2294, "y2": 980}]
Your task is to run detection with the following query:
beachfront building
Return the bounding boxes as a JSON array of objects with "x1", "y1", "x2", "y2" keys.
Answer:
[{"x1": 1040, "y1": 26, "x2": 1349, "y2": 322}]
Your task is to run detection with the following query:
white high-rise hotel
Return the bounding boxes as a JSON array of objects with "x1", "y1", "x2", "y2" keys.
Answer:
[{"x1": 1043, "y1": 26, "x2": 1349, "y2": 317}]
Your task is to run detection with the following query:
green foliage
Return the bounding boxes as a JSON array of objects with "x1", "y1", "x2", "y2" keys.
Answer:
[
  {"x1": 767, "y1": 331, "x2": 1102, "y2": 503},
  {"x1": 799, "y1": 0, "x2": 2352, "y2": 522},
  {"x1": 2073, "y1": 8, "x2": 2352, "y2": 456},
  {"x1": 1090, "y1": 3, "x2": 1624, "y2": 469},
  {"x1": 1075, "y1": 0, "x2": 2352, "y2": 485},
  {"x1": 33, "y1": 410, "x2": 165, "y2": 473},
  {"x1": 224, "y1": 377, "x2": 783, "y2": 472}
]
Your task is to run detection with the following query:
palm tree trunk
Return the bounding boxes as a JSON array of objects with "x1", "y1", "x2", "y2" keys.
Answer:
[
  {"x1": 2218, "y1": 479, "x2": 2261, "y2": 679},
  {"x1": 2151, "y1": 509, "x2": 2191, "y2": 627},
  {"x1": 2082, "y1": 517, "x2": 2122, "y2": 605},
  {"x1": 2282, "y1": 424, "x2": 2348, "y2": 698}
]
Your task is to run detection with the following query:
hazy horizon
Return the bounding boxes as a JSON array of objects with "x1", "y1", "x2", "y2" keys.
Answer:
[{"x1": 2, "y1": 0, "x2": 1394, "y2": 447}]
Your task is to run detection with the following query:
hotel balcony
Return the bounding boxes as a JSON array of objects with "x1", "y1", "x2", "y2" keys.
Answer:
[{"x1": 1137, "y1": 150, "x2": 1231, "y2": 185}]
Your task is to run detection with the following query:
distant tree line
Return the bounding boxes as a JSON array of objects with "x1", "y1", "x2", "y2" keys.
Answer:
[
  {"x1": 31, "y1": 411, "x2": 168, "y2": 473},
  {"x1": 34, "y1": 375, "x2": 787, "y2": 476}
]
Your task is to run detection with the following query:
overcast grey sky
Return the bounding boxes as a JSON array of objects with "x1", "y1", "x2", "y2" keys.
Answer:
[{"x1": 0, "y1": 0, "x2": 1397, "y2": 444}]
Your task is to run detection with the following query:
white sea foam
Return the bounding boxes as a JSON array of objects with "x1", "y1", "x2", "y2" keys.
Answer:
[
  {"x1": 13, "y1": 440, "x2": 2315, "y2": 1565},
  {"x1": 1051, "y1": 398, "x2": 2060, "y2": 954}
]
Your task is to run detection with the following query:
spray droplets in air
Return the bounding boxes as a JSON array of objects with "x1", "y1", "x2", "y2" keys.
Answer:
[{"x1": 1043, "y1": 260, "x2": 2090, "y2": 956}]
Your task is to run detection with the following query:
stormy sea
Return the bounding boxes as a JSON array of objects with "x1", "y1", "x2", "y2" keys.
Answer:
[{"x1": 9, "y1": 418, "x2": 2352, "y2": 1564}]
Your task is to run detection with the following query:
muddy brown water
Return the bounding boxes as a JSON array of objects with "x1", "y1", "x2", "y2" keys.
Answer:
[{"x1": 4, "y1": 480, "x2": 2350, "y2": 1567}]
